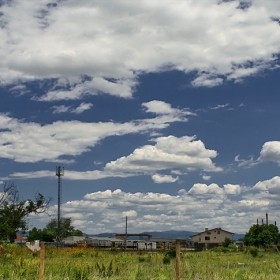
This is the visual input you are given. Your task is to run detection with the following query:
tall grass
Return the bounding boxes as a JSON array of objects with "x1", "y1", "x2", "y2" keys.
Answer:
[{"x1": 0, "y1": 246, "x2": 280, "y2": 279}]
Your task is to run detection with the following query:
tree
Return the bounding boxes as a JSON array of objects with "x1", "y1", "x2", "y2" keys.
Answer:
[
  {"x1": 243, "y1": 224, "x2": 279, "y2": 247},
  {"x1": 222, "y1": 237, "x2": 232, "y2": 247},
  {"x1": 45, "y1": 217, "x2": 83, "y2": 240},
  {"x1": 0, "y1": 182, "x2": 51, "y2": 242},
  {"x1": 28, "y1": 227, "x2": 54, "y2": 242}
]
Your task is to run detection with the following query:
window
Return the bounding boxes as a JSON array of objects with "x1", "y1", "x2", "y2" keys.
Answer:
[
  {"x1": 217, "y1": 231, "x2": 220, "y2": 234},
  {"x1": 205, "y1": 236, "x2": 210, "y2": 241},
  {"x1": 214, "y1": 237, "x2": 216, "y2": 239},
  {"x1": 207, "y1": 231, "x2": 211, "y2": 235}
]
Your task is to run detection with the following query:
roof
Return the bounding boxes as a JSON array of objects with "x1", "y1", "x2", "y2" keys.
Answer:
[
  {"x1": 190, "y1": 228, "x2": 234, "y2": 237},
  {"x1": 15, "y1": 234, "x2": 27, "y2": 241}
]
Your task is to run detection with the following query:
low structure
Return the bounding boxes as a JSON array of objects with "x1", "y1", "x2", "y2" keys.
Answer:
[
  {"x1": 126, "y1": 240, "x2": 156, "y2": 250},
  {"x1": 150, "y1": 237, "x2": 193, "y2": 249},
  {"x1": 63, "y1": 236, "x2": 86, "y2": 246},
  {"x1": 84, "y1": 236, "x2": 124, "y2": 248},
  {"x1": 190, "y1": 228, "x2": 233, "y2": 251},
  {"x1": 14, "y1": 234, "x2": 27, "y2": 244}
]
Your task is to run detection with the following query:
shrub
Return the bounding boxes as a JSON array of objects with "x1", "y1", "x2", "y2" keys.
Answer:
[
  {"x1": 249, "y1": 246, "x2": 258, "y2": 257},
  {"x1": 165, "y1": 246, "x2": 176, "y2": 258},
  {"x1": 211, "y1": 246, "x2": 229, "y2": 253},
  {"x1": 163, "y1": 255, "x2": 171, "y2": 264}
]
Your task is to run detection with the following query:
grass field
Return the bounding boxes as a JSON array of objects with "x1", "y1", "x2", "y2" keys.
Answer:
[{"x1": 1, "y1": 245, "x2": 280, "y2": 279}]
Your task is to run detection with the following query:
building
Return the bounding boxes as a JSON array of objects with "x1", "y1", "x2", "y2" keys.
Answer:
[
  {"x1": 63, "y1": 236, "x2": 86, "y2": 246},
  {"x1": 190, "y1": 228, "x2": 233, "y2": 251},
  {"x1": 84, "y1": 236, "x2": 124, "y2": 248},
  {"x1": 149, "y1": 237, "x2": 193, "y2": 249},
  {"x1": 14, "y1": 234, "x2": 27, "y2": 244}
]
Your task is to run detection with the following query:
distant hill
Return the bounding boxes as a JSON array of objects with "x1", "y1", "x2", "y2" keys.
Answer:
[{"x1": 84, "y1": 230, "x2": 244, "y2": 241}]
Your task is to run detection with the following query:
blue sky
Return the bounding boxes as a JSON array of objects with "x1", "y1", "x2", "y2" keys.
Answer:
[{"x1": 1, "y1": 0, "x2": 280, "y2": 234}]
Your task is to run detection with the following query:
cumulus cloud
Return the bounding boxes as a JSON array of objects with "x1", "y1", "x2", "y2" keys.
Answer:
[
  {"x1": 201, "y1": 174, "x2": 211, "y2": 181},
  {"x1": 188, "y1": 183, "x2": 224, "y2": 196},
  {"x1": 105, "y1": 135, "x2": 222, "y2": 174},
  {"x1": 151, "y1": 174, "x2": 179, "y2": 184},
  {"x1": 0, "y1": 0, "x2": 280, "y2": 99},
  {"x1": 0, "y1": 101, "x2": 189, "y2": 163},
  {"x1": 223, "y1": 184, "x2": 241, "y2": 195},
  {"x1": 30, "y1": 176, "x2": 280, "y2": 234},
  {"x1": 258, "y1": 141, "x2": 280, "y2": 164},
  {"x1": 253, "y1": 176, "x2": 280, "y2": 195},
  {"x1": 8, "y1": 134, "x2": 221, "y2": 181}
]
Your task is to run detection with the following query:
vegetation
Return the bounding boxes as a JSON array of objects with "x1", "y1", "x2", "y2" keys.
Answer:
[
  {"x1": 222, "y1": 237, "x2": 233, "y2": 247},
  {"x1": 243, "y1": 224, "x2": 279, "y2": 247},
  {"x1": 0, "y1": 182, "x2": 51, "y2": 242},
  {"x1": 1, "y1": 245, "x2": 280, "y2": 279},
  {"x1": 28, "y1": 218, "x2": 83, "y2": 242}
]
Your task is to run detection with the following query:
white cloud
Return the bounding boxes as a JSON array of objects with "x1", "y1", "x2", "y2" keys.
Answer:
[
  {"x1": 105, "y1": 135, "x2": 221, "y2": 174},
  {"x1": 253, "y1": 176, "x2": 280, "y2": 194},
  {"x1": 151, "y1": 174, "x2": 179, "y2": 184},
  {"x1": 0, "y1": 0, "x2": 279, "y2": 99},
  {"x1": 188, "y1": 183, "x2": 224, "y2": 196},
  {"x1": 0, "y1": 101, "x2": 188, "y2": 163},
  {"x1": 52, "y1": 105, "x2": 71, "y2": 114},
  {"x1": 201, "y1": 174, "x2": 211, "y2": 181},
  {"x1": 234, "y1": 155, "x2": 259, "y2": 168},
  {"x1": 223, "y1": 184, "x2": 241, "y2": 195},
  {"x1": 259, "y1": 141, "x2": 280, "y2": 164},
  {"x1": 210, "y1": 104, "x2": 229, "y2": 110},
  {"x1": 71, "y1": 102, "x2": 93, "y2": 114},
  {"x1": 29, "y1": 178, "x2": 280, "y2": 234},
  {"x1": 122, "y1": 210, "x2": 137, "y2": 217},
  {"x1": 38, "y1": 78, "x2": 136, "y2": 101}
]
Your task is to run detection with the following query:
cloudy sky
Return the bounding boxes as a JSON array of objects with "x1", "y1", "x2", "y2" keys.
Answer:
[{"x1": 1, "y1": 0, "x2": 280, "y2": 235}]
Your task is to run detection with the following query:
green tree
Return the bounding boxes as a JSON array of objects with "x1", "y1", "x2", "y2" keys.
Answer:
[
  {"x1": 45, "y1": 217, "x2": 83, "y2": 239},
  {"x1": 244, "y1": 224, "x2": 279, "y2": 247},
  {"x1": 71, "y1": 229, "x2": 83, "y2": 236},
  {"x1": 0, "y1": 182, "x2": 51, "y2": 242},
  {"x1": 222, "y1": 237, "x2": 232, "y2": 247},
  {"x1": 28, "y1": 227, "x2": 54, "y2": 242}
]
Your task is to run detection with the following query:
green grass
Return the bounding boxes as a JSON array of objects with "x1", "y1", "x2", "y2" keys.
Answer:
[{"x1": 0, "y1": 246, "x2": 280, "y2": 279}]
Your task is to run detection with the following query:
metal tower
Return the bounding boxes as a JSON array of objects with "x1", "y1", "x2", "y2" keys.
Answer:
[{"x1": 56, "y1": 166, "x2": 64, "y2": 242}]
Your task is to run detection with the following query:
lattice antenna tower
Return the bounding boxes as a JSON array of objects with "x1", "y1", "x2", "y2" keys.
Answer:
[{"x1": 56, "y1": 166, "x2": 64, "y2": 242}]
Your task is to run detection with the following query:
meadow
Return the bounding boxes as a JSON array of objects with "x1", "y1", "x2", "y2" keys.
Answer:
[{"x1": 1, "y1": 245, "x2": 280, "y2": 280}]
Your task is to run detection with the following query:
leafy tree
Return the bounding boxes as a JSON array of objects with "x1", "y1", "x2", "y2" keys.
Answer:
[
  {"x1": 222, "y1": 237, "x2": 232, "y2": 247},
  {"x1": 45, "y1": 217, "x2": 83, "y2": 240},
  {"x1": 244, "y1": 224, "x2": 279, "y2": 247},
  {"x1": 28, "y1": 227, "x2": 54, "y2": 242},
  {"x1": 71, "y1": 229, "x2": 83, "y2": 236},
  {"x1": 0, "y1": 182, "x2": 51, "y2": 242}
]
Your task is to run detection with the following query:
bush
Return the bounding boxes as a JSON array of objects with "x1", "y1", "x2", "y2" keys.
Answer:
[
  {"x1": 165, "y1": 246, "x2": 176, "y2": 258},
  {"x1": 163, "y1": 255, "x2": 171, "y2": 264},
  {"x1": 211, "y1": 246, "x2": 229, "y2": 253},
  {"x1": 249, "y1": 246, "x2": 258, "y2": 257}
]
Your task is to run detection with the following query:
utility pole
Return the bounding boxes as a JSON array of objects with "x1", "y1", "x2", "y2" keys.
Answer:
[
  {"x1": 125, "y1": 216, "x2": 127, "y2": 251},
  {"x1": 56, "y1": 166, "x2": 64, "y2": 243}
]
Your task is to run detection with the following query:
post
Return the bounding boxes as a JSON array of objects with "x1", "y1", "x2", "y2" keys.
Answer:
[
  {"x1": 125, "y1": 216, "x2": 127, "y2": 251},
  {"x1": 39, "y1": 242, "x2": 45, "y2": 280},
  {"x1": 56, "y1": 166, "x2": 64, "y2": 244},
  {"x1": 176, "y1": 239, "x2": 180, "y2": 280}
]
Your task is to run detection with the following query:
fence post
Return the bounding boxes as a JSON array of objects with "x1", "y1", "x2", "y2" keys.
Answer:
[
  {"x1": 39, "y1": 242, "x2": 45, "y2": 280},
  {"x1": 176, "y1": 239, "x2": 180, "y2": 280}
]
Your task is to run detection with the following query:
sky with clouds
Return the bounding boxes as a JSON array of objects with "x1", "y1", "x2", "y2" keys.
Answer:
[{"x1": 1, "y1": 0, "x2": 280, "y2": 235}]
